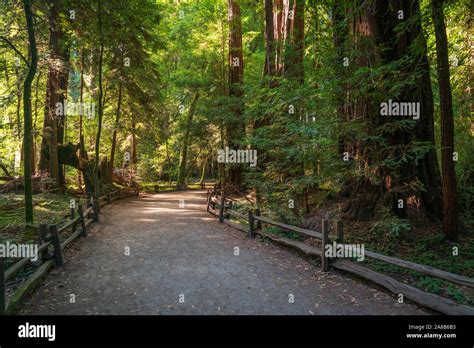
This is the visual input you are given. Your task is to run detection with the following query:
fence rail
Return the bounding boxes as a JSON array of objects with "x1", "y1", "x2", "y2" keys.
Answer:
[
  {"x1": 206, "y1": 189, "x2": 474, "y2": 315},
  {"x1": 0, "y1": 187, "x2": 139, "y2": 315},
  {"x1": 152, "y1": 182, "x2": 215, "y2": 193}
]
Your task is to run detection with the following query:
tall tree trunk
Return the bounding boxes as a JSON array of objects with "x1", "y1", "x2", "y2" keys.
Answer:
[
  {"x1": 341, "y1": 0, "x2": 443, "y2": 225},
  {"x1": 110, "y1": 64, "x2": 123, "y2": 178},
  {"x1": 333, "y1": 0, "x2": 349, "y2": 156},
  {"x1": 199, "y1": 156, "x2": 207, "y2": 186},
  {"x1": 15, "y1": 65, "x2": 21, "y2": 139},
  {"x1": 79, "y1": 48, "x2": 85, "y2": 141},
  {"x1": 39, "y1": 0, "x2": 70, "y2": 188},
  {"x1": 264, "y1": 0, "x2": 276, "y2": 81},
  {"x1": 131, "y1": 114, "x2": 137, "y2": 166},
  {"x1": 32, "y1": 70, "x2": 41, "y2": 174},
  {"x1": 22, "y1": 0, "x2": 38, "y2": 224},
  {"x1": 431, "y1": 0, "x2": 458, "y2": 240},
  {"x1": 38, "y1": 83, "x2": 50, "y2": 171},
  {"x1": 273, "y1": 0, "x2": 286, "y2": 75},
  {"x1": 290, "y1": 0, "x2": 306, "y2": 213},
  {"x1": 77, "y1": 48, "x2": 85, "y2": 191},
  {"x1": 283, "y1": 0, "x2": 304, "y2": 82},
  {"x1": 94, "y1": 0, "x2": 104, "y2": 206},
  {"x1": 227, "y1": 0, "x2": 245, "y2": 189},
  {"x1": 176, "y1": 92, "x2": 200, "y2": 191},
  {"x1": 218, "y1": 7, "x2": 227, "y2": 190}
]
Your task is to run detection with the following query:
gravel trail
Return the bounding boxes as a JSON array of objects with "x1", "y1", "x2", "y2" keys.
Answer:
[{"x1": 19, "y1": 191, "x2": 427, "y2": 315}]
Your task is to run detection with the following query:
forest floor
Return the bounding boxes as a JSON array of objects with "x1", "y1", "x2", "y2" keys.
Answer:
[
  {"x1": 300, "y1": 202, "x2": 474, "y2": 306},
  {"x1": 0, "y1": 192, "x2": 79, "y2": 252},
  {"x1": 18, "y1": 190, "x2": 427, "y2": 315}
]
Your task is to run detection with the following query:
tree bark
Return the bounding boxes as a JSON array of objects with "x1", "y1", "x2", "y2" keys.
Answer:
[
  {"x1": 273, "y1": 0, "x2": 286, "y2": 75},
  {"x1": 110, "y1": 63, "x2": 123, "y2": 178},
  {"x1": 341, "y1": 0, "x2": 443, "y2": 225},
  {"x1": 431, "y1": 0, "x2": 458, "y2": 240},
  {"x1": 264, "y1": 0, "x2": 276, "y2": 82},
  {"x1": 32, "y1": 69, "x2": 41, "y2": 174},
  {"x1": 79, "y1": 48, "x2": 85, "y2": 141},
  {"x1": 227, "y1": 0, "x2": 245, "y2": 189},
  {"x1": 39, "y1": 0, "x2": 70, "y2": 188},
  {"x1": 131, "y1": 114, "x2": 137, "y2": 166},
  {"x1": 199, "y1": 156, "x2": 207, "y2": 186},
  {"x1": 77, "y1": 48, "x2": 85, "y2": 191},
  {"x1": 283, "y1": 0, "x2": 304, "y2": 83},
  {"x1": 14, "y1": 65, "x2": 21, "y2": 139},
  {"x1": 333, "y1": 0, "x2": 349, "y2": 156},
  {"x1": 94, "y1": 0, "x2": 104, "y2": 205},
  {"x1": 176, "y1": 92, "x2": 200, "y2": 190},
  {"x1": 22, "y1": 0, "x2": 38, "y2": 224}
]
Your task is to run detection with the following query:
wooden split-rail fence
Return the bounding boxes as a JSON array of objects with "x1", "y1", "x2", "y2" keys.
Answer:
[
  {"x1": 206, "y1": 189, "x2": 474, "y2": 315},
  {"x1": 152, "y1": 182, "x2": 215, "y2": 193},
  {"x1": 0, "y1": 188, "x2": 138, "y2": 315}
]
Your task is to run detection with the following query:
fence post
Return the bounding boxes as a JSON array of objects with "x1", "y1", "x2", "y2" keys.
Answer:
[
  {"x1": 206, "y1": 191, "x2": 212, "y2": 213},
  {"x1": 78, "y1": 205, "x2": 87, "y2": 237},
  {"x1": 93, "y1": 198, "x2": 99, "y2": 222},
  {"x1": 255, "y1": 208, "x2": 262, "y2": 230},
  {"x1": 321, "y1": 220, "x2": 329, "y2": 272},
  {"x1": 39, "y1": 224, "x2": 49, "y2": 260},
  {"x1": 248, "y1": 211, "x2": 255, "y2": 238},
  {"x1": 226, "y1": 201, "x2": 232, "y2": 220},
  {"x1": 218, "y1": 194, "x2": 225, "y2": 223},
  {"x1": 49, "y1": 224, "x2": 64, "y2": 267},
  {"x1": 0, "y1": 257, "x2": 5, "y2": 315},
  {"x1": 335, "y1": 220, "x2": 343, "y2": 244},
  {"x1": 71, "y1": 205, "x2": 77, "y2": 233},
  {"x1": 107, "y1": 192, "x2": 111, "y2": 203}
]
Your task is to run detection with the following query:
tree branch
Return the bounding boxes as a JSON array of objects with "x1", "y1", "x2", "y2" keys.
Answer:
[{"x1": 0, "y1": 35, "x2": 30, "y2": 67}]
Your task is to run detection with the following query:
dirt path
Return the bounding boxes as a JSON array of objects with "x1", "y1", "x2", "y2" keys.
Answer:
[{"x1": 19, "y1": 191, "x2": 427, "y2": 315}]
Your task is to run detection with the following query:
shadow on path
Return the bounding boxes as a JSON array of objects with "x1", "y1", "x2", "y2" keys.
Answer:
[{"x1": 19, "y1": 191, "x2": 427, "y2": 315}]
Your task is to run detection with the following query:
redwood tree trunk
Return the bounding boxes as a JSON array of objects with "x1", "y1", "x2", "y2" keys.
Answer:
[
  {"x1": 94, "y1": 0, "x2": 104, "y2": 206},
  {"x1": 341, "y1": 0, "x2": 443, "y2": 225},
  {"x1": 263, "y1": 0, "x2": 276, "y2": 81},
  {"x1": 110, "y1": 63, "x2": 123, "y2": 178},
  {"x1": 32, "y1": 70, "x2": 41, "y2": 174},
  {"x1": 333, "y1": 0, "x2": 349, "y2": 156},
  {"x1": 39, "y1": 0, "x2": 70, "y2": 188},
  {"x1": 77, "y1": 48, "x2": 85, "y2": 191},
  {"x1": 431, "y1": 0, "x2": 458, "y2": 240},
  {"x1": 227, "y1": 0, "x2": 245, "y2": 189},
  {"x1": 283, "y1": 0, "x2": 304, "y2": 83},
  {"x1": 22, "y1": 0, "x2": 38, "y2": 224}
]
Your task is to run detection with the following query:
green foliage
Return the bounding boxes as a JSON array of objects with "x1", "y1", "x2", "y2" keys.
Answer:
[
  {"x1": 371, "y1": 207, "x2": 412, "y2": 238},
  {"x1": 0, "y1": 192, "x2": 76, "y2": 234},
  {"x1": 264, "y1": 226, "x2": 305, "y2": 241},
  {"x1": 365, "y1": 257, "x2": 473, "y2": 305}
]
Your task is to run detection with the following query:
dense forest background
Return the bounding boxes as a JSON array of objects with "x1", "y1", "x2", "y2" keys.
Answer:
[{"x1": 0, "y1": 0, "x2": 473, "y2": 275}]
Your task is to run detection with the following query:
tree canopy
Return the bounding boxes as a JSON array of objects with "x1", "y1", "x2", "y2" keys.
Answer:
[{"x1": 0, "y1": 0, "x2": 472, "y2": 243}]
